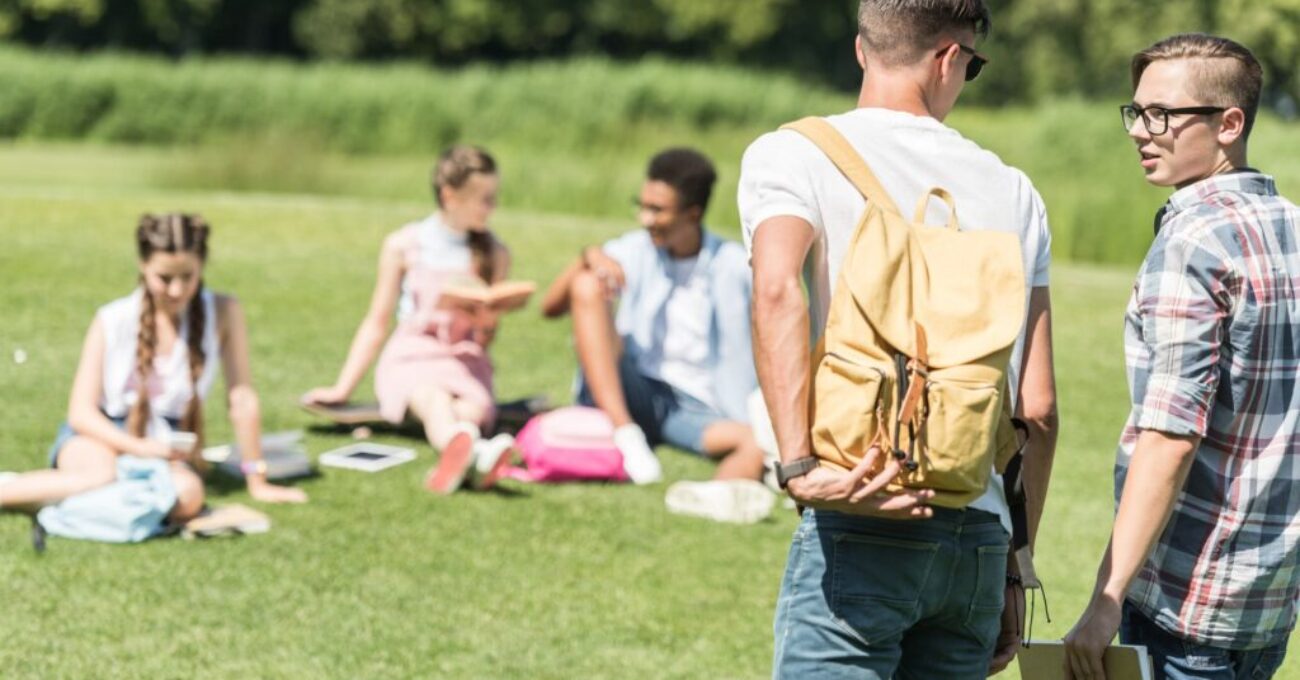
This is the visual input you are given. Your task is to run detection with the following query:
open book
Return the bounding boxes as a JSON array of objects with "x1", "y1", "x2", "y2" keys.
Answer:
[
  {"x1": 1017, "y1": 641, "x2": 1153, "y2": 680},
  {"x1": 439, "y1": 280, "x2": 536, "y2": 312},
  {"x1": 181, "y1": 504, "x2": 271, "y2": 539}
]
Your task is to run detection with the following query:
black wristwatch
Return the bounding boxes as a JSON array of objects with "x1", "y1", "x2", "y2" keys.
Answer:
[{"x1": 775, "y1": 457, "x2": 818, "y2": 489}]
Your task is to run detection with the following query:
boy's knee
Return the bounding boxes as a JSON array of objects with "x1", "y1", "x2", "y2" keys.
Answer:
[{"x1": 570, "y1": 270, "x2": 604, "y2": 304}]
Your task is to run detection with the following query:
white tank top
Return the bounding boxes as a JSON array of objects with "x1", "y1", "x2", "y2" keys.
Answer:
[
  {"x1": 98, "y1": 289, "x2": 221, "y2": 435},
  {"x1": 395, "y1": 213, "x2": 473, "y2": 324}
]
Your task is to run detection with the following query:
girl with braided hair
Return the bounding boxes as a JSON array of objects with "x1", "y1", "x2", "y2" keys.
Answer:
[
  {"x1": 303, "y1": 145, "x2": 515, "y2": 494},
  {"x1": 0, "y1": 213, "x2": 306, "y2": 519}
]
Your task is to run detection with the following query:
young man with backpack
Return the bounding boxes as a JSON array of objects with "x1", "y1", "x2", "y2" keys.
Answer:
[
  {"x1": 740, "y1": 1, "x2": 1057, "y2": 676},
  {"x1": 1063, "y1": 35, "x2": 1300, "y2": 680},
  {"x1": 541, "y1": 148, "x2": 772, "y2": 523}
]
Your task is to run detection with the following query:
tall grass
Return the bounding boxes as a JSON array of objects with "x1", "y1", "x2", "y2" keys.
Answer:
[
  {"x1": 0, "y1": 47, "x2": 849, "y2": 153},
  {"x1": 3, "y1": 46, "x2": 1299, "y2": 266}
]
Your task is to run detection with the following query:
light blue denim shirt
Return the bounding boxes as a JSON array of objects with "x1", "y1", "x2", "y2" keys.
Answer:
[{"x1": 598, "y1": 227, "x2": 757, "y2": 422}]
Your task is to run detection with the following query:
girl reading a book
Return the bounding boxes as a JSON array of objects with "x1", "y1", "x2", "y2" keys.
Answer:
[
  {"x1": 0, "y1": 213, "x2": 307, "y2": 520},
  {"x1": 302, "y1": 145, "x2": 520, "y2": 494}
]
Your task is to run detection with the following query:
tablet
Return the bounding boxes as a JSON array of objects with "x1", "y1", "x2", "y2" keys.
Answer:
[{"x1": 318, "y1": 443, "x2": 417, "y2": 472}]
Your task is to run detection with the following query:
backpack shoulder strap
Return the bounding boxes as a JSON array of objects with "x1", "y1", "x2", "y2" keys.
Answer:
[{"x1": 780, "y1": 117, "x2": 901, "y2": 215}]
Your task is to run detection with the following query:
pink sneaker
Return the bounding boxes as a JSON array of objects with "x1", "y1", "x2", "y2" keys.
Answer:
[{"x1": 425, "y1": 427, "x2": 478, "y2": 494}]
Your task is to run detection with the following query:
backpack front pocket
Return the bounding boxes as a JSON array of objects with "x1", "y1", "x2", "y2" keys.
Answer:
[
  {"x1": 917, "y1": 379, "x2": 1001, "y2": 493},
  {"x1": 811, "y1": 352, "x2": 887, "y2": 468}
]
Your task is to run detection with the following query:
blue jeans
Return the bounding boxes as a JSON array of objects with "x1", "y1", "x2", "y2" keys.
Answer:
[
  {"x1": 772, "y1": 507, "x2": 1010, "y2": 679},
  {"x1": 576, "y1": 352, "x2": 724, "y2": 454},
  {"x1": 1120, "y1": 603, "x2": 1289, "y2": 680}
]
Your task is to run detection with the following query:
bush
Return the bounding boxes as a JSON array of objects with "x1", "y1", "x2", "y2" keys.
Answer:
[{"x1": 3, "y1": 46, "x2": 1299, "y2": 267}]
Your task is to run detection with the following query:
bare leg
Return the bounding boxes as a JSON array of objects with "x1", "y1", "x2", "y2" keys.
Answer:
[
  {"x1": 408, "y1": 385, "x2": 462, "y2": 450},
  {"x1": 570, "y1": 270, "x2": 634, "y2": 427},
  {"x1": 0, "y1": 437, "x2": 117, "y2": 511},
  {"x1": 450, "y1": 398, "x2": 488, "y2": 428},
  {"x1": 699, "y1": 421, "x2": 766, "y2": 481},
  {"x1": 168, "y1": 464, "x2": 206, "y2": 523}
]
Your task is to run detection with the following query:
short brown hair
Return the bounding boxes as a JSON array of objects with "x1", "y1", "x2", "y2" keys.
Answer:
[
  {"x1": 858, "y1": 0, "x2": 991, "y2": 67},
  {"x1": 1131, "y1": 33, "x2": 1264, "y2": 138},
  {"x1": 647, "y1": 148, "x2": 717, "y2": 213}
]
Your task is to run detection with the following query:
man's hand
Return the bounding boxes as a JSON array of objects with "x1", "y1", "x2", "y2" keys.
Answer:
[
  {"x1": 1063, "y1": 595, "x2": 1122, "y2": 679},
  {"x1": 582, "y1": 247, "x2": 625, "y2": 298},
  {"x1": 988, "y1": 583, "x2": 1026, "y2": 675},
  {"x1": 785, "y1": 447, "x2": 934, "y2": 519}
]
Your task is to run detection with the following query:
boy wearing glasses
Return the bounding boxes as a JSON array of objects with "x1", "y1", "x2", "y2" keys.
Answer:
[
  {"x1": 1064, "y1": 34, "x2": 1300, "y2": 680},
  {"x1": 741, "y1": 0, "x2": 1057, "y2": 677},
  {"x1": 540, "y1": 148, "x2": 771, "y2": 522}
]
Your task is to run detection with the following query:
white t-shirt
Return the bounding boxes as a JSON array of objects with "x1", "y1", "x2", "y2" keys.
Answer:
[
  {"x1": 636, "y1": 255, "x2": 717, "y2": 409},
  {"x1": 738, "y1": 108, "x2": 1052, "y2": 533}
]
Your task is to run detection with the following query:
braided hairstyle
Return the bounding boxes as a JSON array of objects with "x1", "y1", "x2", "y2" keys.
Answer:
[
  {"x1": 127, "y1": 213, "x2": 211, "y2": 469},
  {"x1": 431, "y1": 145, "x2": 499, "y2": 283}
]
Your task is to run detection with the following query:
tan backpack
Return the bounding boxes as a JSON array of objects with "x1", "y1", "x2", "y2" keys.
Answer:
[{"x1": 785, "y1": 117, "x2": 1026, "y2": 508}]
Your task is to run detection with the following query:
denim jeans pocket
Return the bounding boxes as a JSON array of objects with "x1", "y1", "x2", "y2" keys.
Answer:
[
  {"x1": 829, "y1": 532, "x2": 939, "y2": 645},
  {"x1": 961, "y1": 542, "x2": 1009, "y2": 643},
  {"x1": 1174, "y1": 638, "x2": 1232, "y2": 672}
]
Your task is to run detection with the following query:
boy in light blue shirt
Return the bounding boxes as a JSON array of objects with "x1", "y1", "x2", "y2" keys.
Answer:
[{"x1": 541, "y1": 148, "x2": 771, "y2": 523}]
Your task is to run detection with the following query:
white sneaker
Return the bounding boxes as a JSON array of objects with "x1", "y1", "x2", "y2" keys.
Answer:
[
  {"x1": 614, "y1": 424, "x2": 662, "y2": 484},
  {"x1": 468, "y1": 434, "x2": 516, "y2": 491},
  {"x1": 665, "y1": 479, "x2": 776, "y2": 524}
]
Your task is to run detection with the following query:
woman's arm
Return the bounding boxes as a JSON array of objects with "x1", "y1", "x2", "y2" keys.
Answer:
[
  {"x1": 218, "y1": 295, "x2": 307, "y2": 504},
  {"x1": 302, "y1": 233, "x2": 405, "y2": 404},
  {"x1": 66, "y1": 316, "x2": 172, "y2": 458}
]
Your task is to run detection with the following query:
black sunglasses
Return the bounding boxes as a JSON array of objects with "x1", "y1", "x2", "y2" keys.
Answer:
[
  {"x1": 1120, "y1": 103, "x2": 1226, "y2": 135},
  {"x1": 946, "y1": 43, "x2": 988, "y2": 82}
]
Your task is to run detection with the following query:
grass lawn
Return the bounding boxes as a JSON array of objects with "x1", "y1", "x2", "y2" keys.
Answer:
[{"x1": 0, "y1": 142, "x2": 1295, "y2": 679}]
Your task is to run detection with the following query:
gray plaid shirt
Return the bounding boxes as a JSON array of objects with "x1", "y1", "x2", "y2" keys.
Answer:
[{"x1": 1117, "y1": 171, "x2": 1300, "y2": 649}]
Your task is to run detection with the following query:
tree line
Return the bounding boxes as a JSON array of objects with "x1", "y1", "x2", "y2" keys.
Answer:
[{"x1": 2, "y1": 0, "x2": 1297, "y2": 108}]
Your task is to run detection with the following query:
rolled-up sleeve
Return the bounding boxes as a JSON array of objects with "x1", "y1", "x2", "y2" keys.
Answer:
[
  {"x1": 738, "y1": 131, "x2": 821, "y2": 258},
  {"x1": 1136, "y1": 232, "x2": 1236, "y2": 436}
]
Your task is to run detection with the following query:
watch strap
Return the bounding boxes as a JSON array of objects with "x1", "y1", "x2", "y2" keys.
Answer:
[{"x1": 777, "y1": 457, "x2": 818, "y2": 489}]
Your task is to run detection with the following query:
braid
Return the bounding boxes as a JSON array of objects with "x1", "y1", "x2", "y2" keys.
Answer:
[
  {"x1": 132, "y1": 212, "x2": 211, "y2": 461},
  {"x1": 181, "y1": 278, "x2": 208, "y2": 473},
  {"x1": 126, "y1": 274, "x2": 157, "y2": 437}
]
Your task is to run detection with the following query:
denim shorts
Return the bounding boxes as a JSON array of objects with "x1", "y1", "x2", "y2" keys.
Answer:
[
  {"x1": 1120, "y1": 603, "x2": 1289, "y2": 680},
  {"x1": 576, "y1": 352, "x2": 726, "y2": 455},
  {"x1": 47, "y1": 415, "x2": 180, "y2": 468},
  {"x1": 773, "y1": 507, "x2": 1010, "y2": 679}
]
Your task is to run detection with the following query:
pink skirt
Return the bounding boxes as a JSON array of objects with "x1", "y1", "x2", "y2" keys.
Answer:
[{"x1": 374, "y1": 327, "x2": 495, "y2": 427}]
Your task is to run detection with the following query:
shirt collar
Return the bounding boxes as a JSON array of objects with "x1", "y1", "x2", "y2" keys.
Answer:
[{"x1": 1166, "y1": 170, "x2": 1276, "y2": 215}]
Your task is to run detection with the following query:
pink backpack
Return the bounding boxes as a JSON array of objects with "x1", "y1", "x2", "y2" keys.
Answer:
[{"x1": 506, "y1": 406, "x2": 629, "y2": 483}]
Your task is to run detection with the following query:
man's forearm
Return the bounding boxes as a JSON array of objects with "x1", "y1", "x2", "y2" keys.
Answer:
[
  {"x1": 752, "y1": 277, "x2": 812, "y2": 463},
  {"x1": 1021, "y1": 417, "x2": 1058, "y2": 548},
  {"x1": 1097, "y1": 431, "x2": 1197, "y2": 601}
]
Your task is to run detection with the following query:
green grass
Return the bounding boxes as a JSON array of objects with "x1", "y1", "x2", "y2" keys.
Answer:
[{"x1": 0, "y1": 142, "x2": 1297, "y2": 679}]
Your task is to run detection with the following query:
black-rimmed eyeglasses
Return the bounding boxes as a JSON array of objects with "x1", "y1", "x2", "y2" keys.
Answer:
[{"x1": 1120, "y1": 104, "x2": 1226, "y2": 135}]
